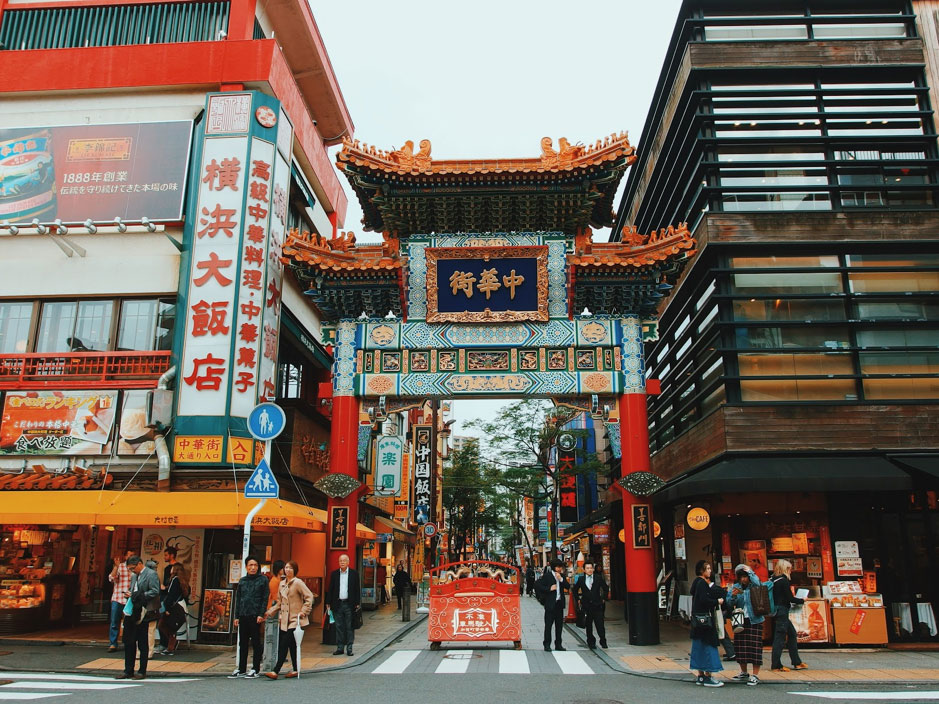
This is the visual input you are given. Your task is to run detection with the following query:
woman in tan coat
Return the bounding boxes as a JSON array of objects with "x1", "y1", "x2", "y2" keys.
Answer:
[{"x1": 263, "y1": 560, "x2": 313, "y2": 679}]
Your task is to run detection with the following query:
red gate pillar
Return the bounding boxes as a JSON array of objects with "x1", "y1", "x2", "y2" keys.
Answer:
[
  {"x1": 615, "y1": 314, "x2": 660, "y2": 646},
  {"x1": 326, "y1": 394, "x2": 360, "y2": 576}
]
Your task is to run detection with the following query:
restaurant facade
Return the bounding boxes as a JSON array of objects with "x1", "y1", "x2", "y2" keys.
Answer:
[{"x1": 0, "y1": 0, "x2": 392, "y2": 639}]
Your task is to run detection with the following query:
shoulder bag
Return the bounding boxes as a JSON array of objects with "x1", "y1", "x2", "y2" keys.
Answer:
[{"x1": 731, "y1": 607, "x2": 746, "y2": 633}]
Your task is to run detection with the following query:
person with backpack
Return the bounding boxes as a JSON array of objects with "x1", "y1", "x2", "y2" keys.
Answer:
[
  {"x1": 770, "y1": 559, "x2": 807, "y2": 673},
  {"x1": 726, "y1": 564, "x2": 765, "y2": 686}
]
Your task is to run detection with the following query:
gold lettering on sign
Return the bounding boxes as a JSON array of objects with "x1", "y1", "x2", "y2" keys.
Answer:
[
  {"x1": 478, "y1": 268, "x2": 500, "y2": 299},
  {"x1": 446, "y1": 374, "x2": 532, "y2": 392},
  {"x1": 502, "y1": 270, "x2": 524, "y2": 299},
  {"x1": 450, "y1": 271, "x2": 477, "y2": 297}
]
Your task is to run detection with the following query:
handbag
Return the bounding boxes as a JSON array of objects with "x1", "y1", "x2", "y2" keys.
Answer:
[
  {"x1": 353, "y1": 607, "x2": 363, "y2": 630},
  {"x1": 750, "y1": 583, "x2": 772, "y2": 616},
  {"x1": 731, "y1": 607, "x2": 746, "y2": 633},
  {"x1": 576, "y1": 605, "x2": 586, "y2": 629},
  {"x1": 713, "y1": 607, "x2": 725, "y2": 639}
]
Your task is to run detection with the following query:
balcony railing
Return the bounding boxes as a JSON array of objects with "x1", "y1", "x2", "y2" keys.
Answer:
[{"x1": 0, "y1": 351, "x2": 171, "y2": 389}]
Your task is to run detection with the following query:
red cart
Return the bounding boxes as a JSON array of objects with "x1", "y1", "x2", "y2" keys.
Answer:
[{"x1": 427, "y1": 560, "x2": 522, "y2": 650}]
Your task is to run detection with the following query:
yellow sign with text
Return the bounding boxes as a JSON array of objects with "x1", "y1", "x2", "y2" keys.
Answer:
[{"x1": 173, "y1": 435, "x2": 223, "y2": 463}]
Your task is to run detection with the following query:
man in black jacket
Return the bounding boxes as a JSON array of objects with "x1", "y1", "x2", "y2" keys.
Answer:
[
  {"x1": 326, "y1": 554, "x2": 360, "y2": 656},
  {"x1": 117, "y1": 556, "x2": 160, "y2": 680},
  {"x1": 572, "y1": 560, "x2": 608, "y2": 649},
  {"x1": 535, "y1": 559, "x2": 569, "y2": 652},
  {"x1": 229, "y1": 555, "x2": 269, "y2": 679},
  {"x1": 393, "y1": 562, "x2": 410, "y2": 610}
]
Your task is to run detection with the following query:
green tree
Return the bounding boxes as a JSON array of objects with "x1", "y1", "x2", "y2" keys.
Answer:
[{"x1": 466, "y1": 399, "x2": 607, "y2": 559}]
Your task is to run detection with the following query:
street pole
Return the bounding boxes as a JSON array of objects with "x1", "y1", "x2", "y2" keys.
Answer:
[{"x1": 238, "y1": 439, "x2": 270, "y2": 661}]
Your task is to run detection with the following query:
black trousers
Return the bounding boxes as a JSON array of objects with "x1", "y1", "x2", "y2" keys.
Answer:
[
  {"x1": 583, "y1": 604, "x2": 607, "y2": 647},
  {"x1": 123, "y1": 617, "x2": 149, "y2": 676},
  {"x1": 334, "y1": 602, "x2": 354, "y2": 648},
  {"x1": 273, "y1": 628, "x2": 297, "y2": 673},
  {"x1": 543, "y1": 599, "x2": 565, "y2": 647},
  {"x1": 238, "y1": 619, "x2": 263, "y2": 673},
  {"x1": 771, "y1": 607, "x2": 803, "y2": 669}
]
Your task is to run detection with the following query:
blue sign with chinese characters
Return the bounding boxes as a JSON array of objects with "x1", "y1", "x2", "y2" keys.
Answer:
[{"x1": 425, "y1": 245, "x2": 548, "y2": 323}]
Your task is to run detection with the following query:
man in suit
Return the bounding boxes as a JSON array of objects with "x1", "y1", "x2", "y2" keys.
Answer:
[
  {"x1": 572, "y1": 560, "x2": 608, "y2": 649},
  {"x1": 325, "y1": 553, "x2": 360, "y2": 656},
  {"x1": 117, "y1": 556, "x2": 160, "y2": 680},
  {"x1": 535, "y1": 559, "x2": 569, "y2": 652}
]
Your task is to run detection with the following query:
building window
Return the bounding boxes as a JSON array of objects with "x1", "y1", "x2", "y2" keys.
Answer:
[
  {"x1": 117, "y1": 299, "x2": 176, "y2": 351},
  {"x1": 36, "y1": 301, "x2": 112, "y2": 353},
  {"x1": 734, "y1": 326, "x2": 850, "y2": 349},
  {"x1": 0, "y1": 302, "x2": 33, "y2": 354},
  {"x1": 278, "y1": 361, "x2": 302, "y2": 399},
  {"x1": 732, "y1": 298, "x2": 846, "y2": 321},
  {"x1": 731, "y1": 271, "x2": 842, "y2": 294}
]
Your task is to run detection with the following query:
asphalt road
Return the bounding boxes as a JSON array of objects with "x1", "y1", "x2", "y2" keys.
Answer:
[{"x1": 1, "y1": 661, "x2": 939, "y2": 703}]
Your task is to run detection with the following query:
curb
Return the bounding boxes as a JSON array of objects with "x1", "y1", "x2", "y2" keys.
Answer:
[
  {"x1": 201, "y1": 613, "x2": 428, "y2": 676},
  {"x1": 563, "y1": 623, "x2": 939, "y2": 685},
  {"x1": 2, "y1": 614, "x2": 427, "y2": 678}
]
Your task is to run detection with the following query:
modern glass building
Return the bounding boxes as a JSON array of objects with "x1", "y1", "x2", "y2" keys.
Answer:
[{"x1": 616, "y1": 0, "x2": 939, "y2": 642}]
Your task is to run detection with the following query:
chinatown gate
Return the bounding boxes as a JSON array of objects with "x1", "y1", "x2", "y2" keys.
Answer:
[{"x1": 284, "y1": 134, "x2": 696, "y2": 645}]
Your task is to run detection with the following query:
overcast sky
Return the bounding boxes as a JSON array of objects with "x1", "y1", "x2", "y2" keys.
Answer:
[{"x1": 307, "y1": 0, "x2": 684, "y2": 432}]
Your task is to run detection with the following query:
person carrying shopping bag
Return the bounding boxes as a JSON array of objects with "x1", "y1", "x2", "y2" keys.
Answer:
[{"x1": 264, "y1": 560, "x2": 313, "y2": 680}]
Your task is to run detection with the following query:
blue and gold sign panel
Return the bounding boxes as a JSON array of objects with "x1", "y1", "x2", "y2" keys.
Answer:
[{"x1": 425, "y1": 246, "x2": 548, "y2": 323}]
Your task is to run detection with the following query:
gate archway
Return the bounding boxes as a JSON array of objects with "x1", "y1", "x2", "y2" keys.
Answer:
[{"x1": 284, "y1": 134, "x2": 695, "y2": 645}]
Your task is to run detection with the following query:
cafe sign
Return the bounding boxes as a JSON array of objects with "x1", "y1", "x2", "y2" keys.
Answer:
[
  {"x1": 686, "y1": 507, "x2": 711, "y2": 531},
  {"x1": 424, "y1": 245, "x2": 548, "y2": 323}
]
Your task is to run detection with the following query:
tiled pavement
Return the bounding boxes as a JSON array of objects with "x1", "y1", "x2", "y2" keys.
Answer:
[
  {"x1": 562, "y1": 601, "x2": 939, "y2": 684},
  {"x1": 2, "y1": 594, "x2": 938, "y2": 681}
]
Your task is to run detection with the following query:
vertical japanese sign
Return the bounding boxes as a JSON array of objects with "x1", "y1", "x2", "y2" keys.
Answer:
[
  {"x1": 376, "y1": 435, "x2": 404, "y2": 496},
  {"x1": 330, "y1": 506, "x2": 349, "y2": 550},
  {"x1": 256, "y1": 115, "x2": 291, "y2": 404},
  {"x1": 412, "y1": 424, "x2": 432, "y2": 525},
  {"x1": 178, "y1": 132, "x2": 248, "y2": 416},
  {"x1": 557, "y1": 450, "x2": 578, "y2": 523},
  {"x1": 228, "y1": 137, "x2": 274, "y2": 418},
  {"x1": 632, "y1": 503, "x2": 652, "y2": 549},
  {"x1": 176, "y1": 92, "x2": 290, "y2": 457}
]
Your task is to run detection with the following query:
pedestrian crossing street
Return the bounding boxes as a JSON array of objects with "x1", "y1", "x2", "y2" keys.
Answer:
[
  {"x1": 0, "y1": 673, "x2": 194, "y2": 701},
  {"x1": 367, "y1": 648, "x2": 608, "y2": 676}
]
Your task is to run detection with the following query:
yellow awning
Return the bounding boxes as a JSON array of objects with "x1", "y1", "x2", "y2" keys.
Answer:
[
  {"x1": 356, "y1": 522, "x2": 377, "y2": 540},
  {"x1": 0, "y1": 491, "x2": 325, "y2": 532}
]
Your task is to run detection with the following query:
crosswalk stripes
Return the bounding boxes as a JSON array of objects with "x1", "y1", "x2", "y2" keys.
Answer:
[
  {"x1": 0, "y1": 672, "x2": 194, "y2": 701},
  {"x1": 367, "y1": 648, "x2": 605, "y2": 675}
]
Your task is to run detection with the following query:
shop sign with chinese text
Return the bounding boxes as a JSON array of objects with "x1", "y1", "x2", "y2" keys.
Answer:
[
  {"x1": 0, "y1": 122, "x2": 191, "y2": 224},
  {"x1": 556, "y1": 449, "x2": 578, "y2": 523},
  {"x1": 0, "y1": 390, "x2": 117, "y2": 455},
  {"x1": 175, "y1": 92, "x2": 293, "y2": 462},
  {"x1": 330, "y1": 506, "x2": 349, "y2": 550},
  {"x1": 411, "y1": 424, "x2": 432, "y2": 524},
  {"x1": 632, "y1": 503, "x2": 652, "y2": 548},
  {"x1": 376, "y1": 435, "x2": 404, "y2": 496},
  {"x1": 424, "y1": 246, "x2": 548, "y2": 323}
]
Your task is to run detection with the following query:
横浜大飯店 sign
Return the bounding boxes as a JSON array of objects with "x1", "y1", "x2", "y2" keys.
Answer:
[{"x1": 424, "y1": 246, "x2": 548, "y2": 323}]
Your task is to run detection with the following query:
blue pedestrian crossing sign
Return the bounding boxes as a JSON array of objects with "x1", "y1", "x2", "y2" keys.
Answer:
[
  {"x1": 247, "y1": 402, "x2": 286, "y2": 441},
  {"x1": 244, "y1": 458, "x2": 279, "y2": 499}
]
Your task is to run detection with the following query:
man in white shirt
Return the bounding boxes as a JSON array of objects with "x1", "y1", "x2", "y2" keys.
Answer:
[
  {"x1": 535, "y1": 559, "x2": 570, "y2": 652},
  {"x1": 326, "y1": 554, "x2": 360, "y2": 656}
]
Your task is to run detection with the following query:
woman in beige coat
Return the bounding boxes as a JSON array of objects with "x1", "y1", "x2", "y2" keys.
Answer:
[{"x1": 263, "y1": 561, "x2": 313, "y2": 679}]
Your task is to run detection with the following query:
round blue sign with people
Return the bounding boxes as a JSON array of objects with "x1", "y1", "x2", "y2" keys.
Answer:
[{"x1": 247, "y1": 402, "x2": 286, "y2": 441}]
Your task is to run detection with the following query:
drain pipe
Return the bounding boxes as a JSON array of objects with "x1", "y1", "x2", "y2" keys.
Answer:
[{"x1": 155, "y1": 366, "x2": 176, "y2": 492}]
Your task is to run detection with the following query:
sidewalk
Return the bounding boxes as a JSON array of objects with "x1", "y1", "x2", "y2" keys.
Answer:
[
  {"x1": 563, "y1": 599, "x2": 939, "y2": 684},
  {"x1": 0, "y1": 600, "x2": 425, "y2": 676}
]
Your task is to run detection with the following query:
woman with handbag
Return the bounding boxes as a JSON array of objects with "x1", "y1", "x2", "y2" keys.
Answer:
[
  {"x1": 264, "y1": 560, "x2": 313, "y2": 680},
  {"x1": 689, "y1": 560, "x2": 725, "y2": 687},
  {"x1": 156, "y1": 565, "x2": 189, "y2": 655},
  {"x1": 770, "y1": 559, "x2": 807, "y2": 672},
  {"x1": 726, "y1": 564, "x2": 765, "y2": 686}
]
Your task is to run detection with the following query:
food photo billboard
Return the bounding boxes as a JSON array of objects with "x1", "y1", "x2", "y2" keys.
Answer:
[{"x1": 0, "y1": 121, "x2": 192, "y2": 224}]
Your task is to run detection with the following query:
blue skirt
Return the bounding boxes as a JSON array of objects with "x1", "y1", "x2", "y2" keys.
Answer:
[{"x1": 690, "y1": 637, "x2": 723, "y2": 673}]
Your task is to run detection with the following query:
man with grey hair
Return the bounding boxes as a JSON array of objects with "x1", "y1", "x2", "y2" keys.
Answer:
[
  {"x1": 325, "y1": 554, "x2": 360, "y2": 656},
  {"x1": 117, "y1": 556, "x2": 160, "y2": 680}
]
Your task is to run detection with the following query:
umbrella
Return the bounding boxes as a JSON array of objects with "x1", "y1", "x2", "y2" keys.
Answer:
[{"x1": 293, "y1": 623, "x2": 305, "y2": 679}]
